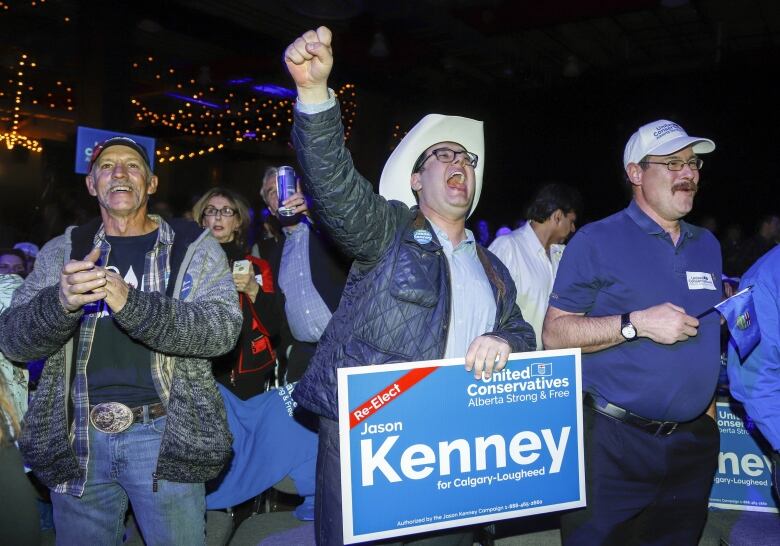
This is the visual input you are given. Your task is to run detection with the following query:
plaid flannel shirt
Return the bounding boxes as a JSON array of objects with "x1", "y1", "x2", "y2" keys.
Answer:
[{"x1": 54, "y1": 216, "x2": 173, "y2": 496}]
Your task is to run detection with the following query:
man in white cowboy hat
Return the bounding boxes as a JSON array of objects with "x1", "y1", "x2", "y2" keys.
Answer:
[
  {"x1": 543, "y1": 119, "x2": 721, "y2": 544},
  {"x1": 284, "y1": 27, "x2": 535, "y2": 544}
]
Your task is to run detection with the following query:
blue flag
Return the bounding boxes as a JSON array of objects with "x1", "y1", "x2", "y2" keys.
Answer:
[{"x1": 714, "y1": 286, "x2": 761, "y2": 360}]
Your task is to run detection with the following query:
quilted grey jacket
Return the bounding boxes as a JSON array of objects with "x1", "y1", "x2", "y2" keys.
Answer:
[
  {"x1": 291, "y1": 103, "x2": 536, "y2": 420},
  {"x1": 0, "y1": 219, "x2": 241, "y2": 487}
]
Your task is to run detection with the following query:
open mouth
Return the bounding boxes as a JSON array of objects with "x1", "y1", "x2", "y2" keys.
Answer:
[
  {"x1": 446, "y1": 172, "x2": 465, "y2": 188},
  {"x1": 110, "y1": 185, "x2": 132, "y2": 193}
]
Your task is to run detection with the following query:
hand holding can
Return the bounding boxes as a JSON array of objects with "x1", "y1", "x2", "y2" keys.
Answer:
[{"x1": 277, "y1": 165, "x2": 298, "y2": 217}]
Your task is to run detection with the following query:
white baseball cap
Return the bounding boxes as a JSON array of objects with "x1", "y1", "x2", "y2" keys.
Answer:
[
  {"x1": 623, "y1": 119, "x2": 715, "y2": 169},
  {"x1": 379, "y1": 114, "x2": 484, "y2": 218}
]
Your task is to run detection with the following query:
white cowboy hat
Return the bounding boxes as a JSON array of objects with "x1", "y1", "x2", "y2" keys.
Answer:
[{"x1": 379, "y1": 114, "x2": 484, "y2": 218}]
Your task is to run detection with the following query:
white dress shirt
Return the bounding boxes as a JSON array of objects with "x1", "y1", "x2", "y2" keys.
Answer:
[
  {"x1": 428, "y1": 222, "x2": 496, "y2": 359},
  {"x1": 489, "y1": 222, "x2": 564, "y2": 350}
]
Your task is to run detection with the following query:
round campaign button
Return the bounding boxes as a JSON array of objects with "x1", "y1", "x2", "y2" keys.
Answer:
[
  {"x1": 180, "y1": 273, "x2": 193, "y2": 299},
  {"x1": 413, "y1": 229, "x2": 433, "y2": 245}
]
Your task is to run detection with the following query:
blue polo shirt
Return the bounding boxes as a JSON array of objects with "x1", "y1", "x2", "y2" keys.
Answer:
[{"x1": 550, "y1": 200, "x2": 722, "y2": 422}]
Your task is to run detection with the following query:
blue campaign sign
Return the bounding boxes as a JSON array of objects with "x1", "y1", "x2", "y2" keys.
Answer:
[
  {"x1": 337, "y1": 349, "x2": 584, "y2": 544},
  {"x1": 709, "y1": 401, "x2": 778, "y2": 512},
  {"x1": 74, "y1": 126, "x2": 155, "y2": 174}
]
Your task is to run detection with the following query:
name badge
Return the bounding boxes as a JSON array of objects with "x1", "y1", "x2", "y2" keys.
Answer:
[{"x1": 686, "y1": 271, "x2": 717, "y2": 291}]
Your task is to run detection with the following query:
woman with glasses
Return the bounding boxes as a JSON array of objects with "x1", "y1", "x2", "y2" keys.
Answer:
[{"x1": 193, "y1": 188, "x2": 288, "y2": 399}]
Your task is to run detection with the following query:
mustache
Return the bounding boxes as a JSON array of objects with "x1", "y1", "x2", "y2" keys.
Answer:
[{"x1": 672, "y1": 181, "x2": 697, "y2": 194}]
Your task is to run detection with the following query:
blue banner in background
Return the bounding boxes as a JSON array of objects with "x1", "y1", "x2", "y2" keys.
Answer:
[
  {"x1": 337, "y1": 349, "x2": 584, "y2": 544},
  {"x1": 710, "y1": 401, "x2": 778, "y2": 512},
  {"x1": 74, "y1": 126, "x2": 155, "y2": 174}
]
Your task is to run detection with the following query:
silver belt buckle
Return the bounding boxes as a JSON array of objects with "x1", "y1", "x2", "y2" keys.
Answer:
[{"x1": 90, "y1": 402, "x2": 134, "y2": 433}]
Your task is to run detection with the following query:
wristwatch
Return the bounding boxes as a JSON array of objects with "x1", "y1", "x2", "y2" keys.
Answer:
[{"x1": 620, "y1": 312, "x2": 637, "y2": 341}]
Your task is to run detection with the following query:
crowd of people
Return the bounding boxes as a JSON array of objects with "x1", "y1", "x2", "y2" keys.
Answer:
[{"x1": 2, "y1": 25, "x2": 780, "y2": 546}]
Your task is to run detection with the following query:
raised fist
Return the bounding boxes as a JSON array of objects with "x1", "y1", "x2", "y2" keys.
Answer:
[{"x1": 284, "y1": 26, "x2": 333, "y2": 104}]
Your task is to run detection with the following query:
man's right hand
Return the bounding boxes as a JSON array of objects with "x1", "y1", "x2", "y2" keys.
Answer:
[
  {"x1": 284, "y1": 26, "x2": 333, "y2": 104},
  {"x1": 58, "y1": 247, "x2": 107, "y2": 313},
  {"x1": 281, "y1": 190, "x2": 310, "y2": 217},
  {"x1": 632, "y1": 302, "x2": 699, "y2": 344}
]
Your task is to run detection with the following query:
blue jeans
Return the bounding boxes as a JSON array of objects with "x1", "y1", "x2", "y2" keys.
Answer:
[{"x1": 51, "y1": 415, "x2": 206, "y2": 546}]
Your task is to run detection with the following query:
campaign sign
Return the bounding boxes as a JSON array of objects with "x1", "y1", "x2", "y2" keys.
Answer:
[
  {"x1": 709, "y1": 401, "x2": 778, "y2": 512},
  {"x1": 337, "y1": 349, "x2": 584, "y2": 544},
  {"x1": 74, "y1": 126, "x2": 155, "y2": 174}
]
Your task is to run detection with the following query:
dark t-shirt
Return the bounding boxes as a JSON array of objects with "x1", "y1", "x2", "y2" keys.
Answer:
[{"x1": 87, "y1": 230, "x2": 160, "y2": 406}]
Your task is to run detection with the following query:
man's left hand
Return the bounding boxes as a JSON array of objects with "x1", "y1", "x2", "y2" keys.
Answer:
[
  {"x1": 465, "y1": 335, "x2": 511, "y2": 380},
  {"x1": 102, "y1": 269, "x2": 130, "y2": 312}
]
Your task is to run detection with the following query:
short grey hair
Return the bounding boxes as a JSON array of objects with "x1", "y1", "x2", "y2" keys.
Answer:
[{"x1": 262, "y1": 166, "x2": 277, "y2": 183}]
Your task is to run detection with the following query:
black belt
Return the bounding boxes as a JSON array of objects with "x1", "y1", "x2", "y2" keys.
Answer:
[
  {"x1": 584, "y1": 394, "x2": 679, "y2": 436},
  {"x1": 130, "y1": 402, "x2": 166, "y2": 422}
]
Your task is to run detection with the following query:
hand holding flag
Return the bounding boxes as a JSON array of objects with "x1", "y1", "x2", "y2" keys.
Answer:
[{"x1": 714, "y1": 285, "x2": 761, "y2": 360}]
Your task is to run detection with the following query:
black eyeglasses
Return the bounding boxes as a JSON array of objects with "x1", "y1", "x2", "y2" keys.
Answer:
[
  {"x1": 640, "y1": 158, "x2": 703, "y2": 171},
  {"x1": 413, "y1": 147, "x2": 479, "y2": 172},
  {"x1": 203, "y1": 206, "x2": 236, "y2": 217}
]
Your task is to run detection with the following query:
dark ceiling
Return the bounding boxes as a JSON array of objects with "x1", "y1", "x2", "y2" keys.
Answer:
[{"x1": 3, "y1": 0, "x2": 780, "y2": 145}]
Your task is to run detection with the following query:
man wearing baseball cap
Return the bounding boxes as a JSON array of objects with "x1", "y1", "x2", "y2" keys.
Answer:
[
  {"x1": 284, "y1": 27, "x2": 535, "y2": 544},
  {"x1": 543, "y1": 119, "x2": 721, "y2": 544},
  {"x1": 0, "y1": 135, "x2": 241, "y2": 543}
]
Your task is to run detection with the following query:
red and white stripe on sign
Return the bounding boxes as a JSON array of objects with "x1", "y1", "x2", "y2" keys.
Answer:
[{"x1": 348, "y1": 366, "x2": 438, "y2": 428}]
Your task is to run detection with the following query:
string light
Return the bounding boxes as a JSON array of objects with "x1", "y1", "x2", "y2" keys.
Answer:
[
  {"x1": 0, "y1": 0, "x2": 51, "y2": 11},
  {"x1": 1, "y1": 47, "x2": 357, "y2": 162},
  {"x1": 0, "y1": 6, "x2": 74, "y2": 151},
  {"x1": 337, "y1": 84, "x2": 358, "y2": 141},
  {"x1": 134, "y1": 84, "x2": 357, "y2": 159},
  {"x1": 129, "y1": 56, "x2": 358, "y2": 163},
  {"x1": 1, "y1": 131, "x2": 42, "y2": 151},
  {"x1": 390, "y1": 123, "x2": 409, "y2": 150},
  {"x1": 157, "y1": 143, "x2": 224, "y2": 164},
  {"x1": 132, "y1": 93, "x2": 296, "y2": 142},
  {"x1": 1, "y1": 53, "x2": 43, "y2": 153}
]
